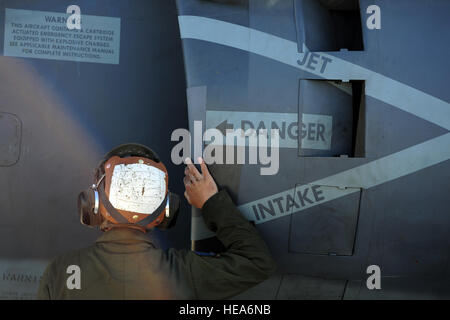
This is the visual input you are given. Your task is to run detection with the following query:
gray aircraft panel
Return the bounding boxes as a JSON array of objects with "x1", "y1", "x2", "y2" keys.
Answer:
[
  {"x1": 0, "y1": 0, "x2": 448, "y2": 300},
  {"x1": 363, "y1": 161, "x2": 450, "y2": 278},
  {"x1": 344, "y1": 277, "x2": 450, "y2": 300},
  {"x1": 276, "y1": 274, "x2": 347, "y2": 299},
  {"x1": 289, "y1": 185, "x2": 361, "y2": 256},
  {"x1": 363, "y1": 95, "x2": 448, "y2": 158},
  {"x1": 177, "y1": 0, "x2": 450, "y2": 299},
  {"x1": 355, "y1": 0, "x2": 450, "y2": 103},
  {"x1": 231, "y1": 272, "x2": 284, "y2": 300},
  {"x1": 0, "y1": 0, "x2": 190, "y2": 298}
]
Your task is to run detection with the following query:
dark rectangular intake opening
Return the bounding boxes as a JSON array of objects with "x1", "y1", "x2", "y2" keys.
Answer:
[
  {"x1": 298, "y1": 79, "x2": 365, "y2": 157},
  {"x1": 295, "y1": 0, "x2": 364, "y2": 52}
]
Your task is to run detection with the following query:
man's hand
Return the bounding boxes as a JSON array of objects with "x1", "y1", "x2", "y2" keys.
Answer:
[{"x1": 183, "y1": 157, "x2": 218, "y2": 209}]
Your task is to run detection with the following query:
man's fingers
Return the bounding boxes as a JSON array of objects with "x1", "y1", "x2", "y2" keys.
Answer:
[
  {"x1": 184, "y1": 157, "x2": 211, "y2": 179},
  {"x1": 191, "y1": 174, "x2": 199, "y2": 183},
  {"x1": 184, "y1": 157, "x2": 202, "y2": 180},
  {"x1": 198, "y1": 157, "x2": 210, "y2": 177},
  {"x1": 183, "y1": 176, "x2": 192, "y2": 186},
  {"x1": 188, "y1": 164, "x2": 202, "y2": 180}
]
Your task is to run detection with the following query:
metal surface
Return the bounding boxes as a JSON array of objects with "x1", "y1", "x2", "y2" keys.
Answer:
[
  {"x1": 0, "y1": 112, "x2": 21, "y2": 166},
  {"x1": 0, "y1": 0, "x2": 449, "y2": 300},
  {"x1": 0, "y1": 0, "x2": 189, "y2": 299},
  {"x1": 176, "y1": 0, "x2": 450, "y2": 299}
]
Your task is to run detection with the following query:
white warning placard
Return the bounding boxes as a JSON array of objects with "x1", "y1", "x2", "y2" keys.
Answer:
[
  {"x1": 205, "y1": 110, "x2": 333, "y2": 150},
  {"x1": 0, "y1": 259, "x2": 48, "y2": 300},
  {"x1": 3, "y1": 8, "x2": 121, "y2": 64},
  {"x1": 109, "y1": 164, "x2": 166, "y2": 214}
]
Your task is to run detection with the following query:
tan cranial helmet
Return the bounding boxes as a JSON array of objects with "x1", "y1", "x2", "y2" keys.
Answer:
[{"x1": 78, "y1": 143, "x2": 180, "y2": 231}]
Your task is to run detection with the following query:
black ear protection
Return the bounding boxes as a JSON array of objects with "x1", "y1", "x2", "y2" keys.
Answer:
[
  {"x1": 77, "y1": 143, "x2": 180, "y2": 230},
  {"x1": 91, "y1": 174, "x2": 105, "y2": 215},
  {"x1": 78, "y1": 186, "x2": 104, "y2": 227},
  {"x1": 77, "y1": 173, "x2": 106, "y2": 228}
]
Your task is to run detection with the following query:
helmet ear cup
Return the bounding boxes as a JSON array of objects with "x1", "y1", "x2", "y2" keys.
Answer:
[
  {"x1": 78, "y1": 190, "x2": 103, "y2": 227},
  {"x1": 156, "y1": 192, "x2": 180, "y2": 230}
]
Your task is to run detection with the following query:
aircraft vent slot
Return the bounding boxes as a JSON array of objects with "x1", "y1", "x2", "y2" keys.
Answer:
[
  {"x1": 200, "y1": 0, "x2": 248, "y2": 7},
  {"x1": 295, "y1": 0, "x2": 364, "y2": 52},
  {"x1": 298, "y1": 79, "x2": 365, "y2": 158}
]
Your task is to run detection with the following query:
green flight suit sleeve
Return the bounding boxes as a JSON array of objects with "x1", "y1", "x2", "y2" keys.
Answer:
[{"x1": 170, "y1": 189, "x2": 277, "y2": 300}]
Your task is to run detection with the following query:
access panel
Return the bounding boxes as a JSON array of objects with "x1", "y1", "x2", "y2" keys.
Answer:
[
  {"x1": 0, "y1": 112, "x2": 21, "y2": 166},
  {"x1": 289, "y1": 184, "x2": 361, "y2": 256}
]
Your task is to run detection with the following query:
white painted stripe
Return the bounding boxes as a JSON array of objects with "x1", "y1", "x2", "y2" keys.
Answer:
[
  {"x1": 314, "y1": 133, "x2": 450, "y2": 189},
  {"x1": 178, "y1": 15, "x2": 450, "y2": 229},
  {"x1": 178, "y1": 16, "x2": 450, "y2": 130},
  {"x1": 206, "y1": 110, "x2": 333, "y2": 150},
  {"x1": 239, "y1": 133, "x2": 450, "y2": 224},
  {"x1": 241, "y1": 184, "x2": 361, "y2": 224},
  {"x1": 206, "y1": 110, "x2": 291, "y2": 149}
]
